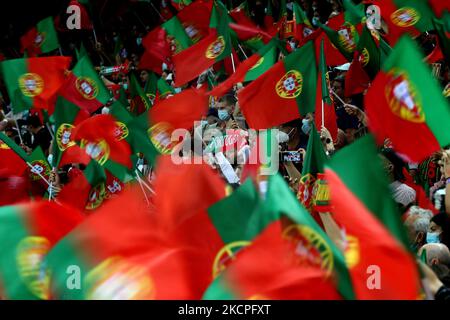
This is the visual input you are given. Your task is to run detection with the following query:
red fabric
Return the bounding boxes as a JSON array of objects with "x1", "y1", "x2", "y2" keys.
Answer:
[
  {"x1": 72, "y1": 114, "x2": 132, "y2": 169},
  {"x1": 238, "y1": 60, "x2": 300, "y2": 129},
  {"x1": 229, "y1": 23, "x2": 273, "y2": 44},
  {"x1": 172, "y1": 31, "x2": 222, "y2": 87},
  {"x1": 27, "y1": 57, "x2": 72, "y2": 110},
  {"x1": 344, "y1": 52, "x2": 370, "y2": 97},
  {"x1": 223, "y1": 221, "x2": 342, "y2": 299},
  {"x1": 326, "y1": 168, "x2": 421, "y2": 299},
  {"x1": 176, "y1": 0, "x2": 213, "y2": 43},
  {"x1": 364, "y1": 72, "x2": 441, "y2": 162}
]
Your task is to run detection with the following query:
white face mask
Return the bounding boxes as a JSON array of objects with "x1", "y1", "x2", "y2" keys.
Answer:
[
  {"x1": 277, "y1": 131, "x2": 290, "y2": 144},
  {"x1": 218, "y1": 109, "x2": 230, "y2": 121}
]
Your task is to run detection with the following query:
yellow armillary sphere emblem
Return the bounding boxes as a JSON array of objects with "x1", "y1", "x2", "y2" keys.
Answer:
[
  {"x1": 114, "y1": 122, "x2": 129, "y2": 141},
  {"x1": 390, "y1": 7, "x2": 420, "y2": 28},
  {"x1": 359, "y1": 48, "x2": 370, "y2": 67},
  {"x1": 16, "y1": 236, "x2": 51, "y2": 300},
  {"x1": 56, "y1": 123, "x2": 76, "y2": 151},
  {"x1": 282, "y1": 224, "x2": 334, "y2": 277},
  {"x1": 148, "y1": 122, "x2": 175, "y2": 155},
  {"x1": 385, "y1": 69, "x2": 425, "y2": 123},
  {"x1": 212, "y1": 241, "x2": 251, "y2": 279},
  {"x1": 206, "y1": 36, "x2": 226, "y2": 59},
  {"x1": 29, "y1": 160, "x2": 51, "y2": 181},
  {"x1": 34, "y1": 32, "x2": 46, "y2": 47},
  {"x1": 276, "y1": 70, "x2": 303, "y2": 99},
  {"x1": 81, "y1": 139, "x2": 111, "y2": 165},
  {"x1": 76, "y1": 77, "x2": 99, "y2": 100},
  {"x1": 19, "y1": 73, "x2": 44, "y2": 97},
  {"x1": 250, "y1": 57, "x2": 264, "y2": 70},
  {"x1": 85, "y1": 256, "x2": 156, "y2": 300}
]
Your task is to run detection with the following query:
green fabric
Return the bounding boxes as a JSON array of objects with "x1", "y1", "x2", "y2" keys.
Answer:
[
  {"x1": 244, "y1": 40, "x2": 277, "y2": 82},
  {"x1": 0, "y1": 58, "x2": 32, "y2": 113},
  {"x1": 392, "y1": 0, "x2": 435, "y2": 32},
  {"x1": 83, "y1": 159, "x2": 106, "y2": 186},
  {"x1": 326, "y1": 134, "x2": 411, "y2": 249},
  {"x1": 319, "y1": 22, "x2": 355, "y2": 62},
  {"x1": 44, "y1": 232, "x2": 91, "y2": 300},
  {"x1": 343, "y1": 0, "x2": 365, "y2": 26},
  {"x1": 0, "y1": 132, "x2": 29, "y2": 161},
  {"x1": 301, "y1": 124, "x2": 327, "y2": 176},
  {"x1": 319, "y1": 39, "x2": 331, "y2": 104},
  {"x1": 283, "y1": 40, "x2": 318, "y2": 116},
  {"x1": 207, "y1": 179, "x2": 261, "y2": 244},
  {"x1": 357, "y1": 26, "x2": 382, "y2": 79},
  {"x1": 73, "y1": 55, "x2": 111, "y2": 105},
  {"x1": 162, "y1": 16, "x2": 193, "y2": 54},
  {"x1": 36, "y1": 17, "x2": 59, "y2": 54},
  {"x1": 128, "y1": 111, "x2": 159, "y2": 166},
  {"x1": 129, "y1": 73, "x2": 152, "y2": 115},
  {"x1": 52, "y1": 96, "x2": 82, "y2": 168},
  {"x1": 209, "y1": 1, "x2": 233, "y2": 61},
  {"x1": 293, "y1": 2, "x2": 312, "y2": 27},
  {"x1": 382, "y1": 36, "x2": 450, "y2": 147},
  {"x1": 0, "y1": 205, "x2": 43, "y2": 299},
  {"x1": 203, "y1": 274, "x2": 239, "y2": 300}
]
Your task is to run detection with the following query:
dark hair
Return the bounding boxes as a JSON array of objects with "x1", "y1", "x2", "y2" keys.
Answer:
[
  {"x1": 431, "y1": 264, "x2": 450, "y2": 287},
  {"x1": 381, "y1": 148, "x2": 407, "y2": 181},
  {"x1": 431, "y1": 213, "x2": 450, "y2": 248},
  {"x1": 220, "y1": 94, "x2": 237, "y2": 106},
  {"x1": 27, "y1": 114, "x2": 42, "y2": 128}
]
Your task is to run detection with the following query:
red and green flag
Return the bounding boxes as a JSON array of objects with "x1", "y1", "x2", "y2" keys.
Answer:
[
  {"x1": 176, "y1": 0, "x2": 213, "y2": 44},
  {"x1": 0, "y1": 201, "x2": 83, "y2": 299},
  {"x1": 203, "y1": 220, "x2": 342, "y2": 300},
  {"x1": 171, "y1": 0, "x2": 192, "y2": 11},
  {"x1": 128, "y1": 88, "x2": 208, "y2": 165},
  {"x1": 238, "y1": 40, "x2": 317, "y2": 129},
  {"x1": 0, "y1": 136, "x2": 28, "y2": 177},
  {"x1": 293, "y1": 1, "x2": 314, "y2": 43},
  {"x1": 0, "y1": 56, "x2": 71, "y2": 113},
  {"x1": 373, "y1": 0, "x2": 435, "y2": 45},
  {"x1": 297, "y1": 123, "x2": 328, "y2": 212},
  {"x1": 59, "y1": 54, "x2": 111, "y2": 114},
  {"x1": 57, "y1": 159, "x2": 107, "y2": 211},
  {"x1": 72, "y1": 114, "x2": 133, "y2": 182},
  {"x1": 364, "y1": 36, "x2": 450, "y2": 162},
  {"x1": 208, "y1": 38, "x2": 279, "y2": 97},
  {"x1": 129, "y1": 73, "x2": 152, "y2": 115},
  {"x1": 144, "y1": 72, "x2": 175, "y2": 105},
  {"x1": 315, "y1": 39, "x2": 338, "y2": 141},
  {"x1": 20, "y1": 17, "x2": 59, "y2": 56},
  {"x1": 203, "y1": 173, "x2": 355, "y2": 300},
  {"x1": 325, "y1": 134, "x2": 421, "y2": 299},
  {"x1": 51, "y1": 96, "x2": 90, "y2": 168},
  {"x1": 172, "y1": 2, "x2": 232, "y2": 86},
  {"x1": 46, "y1": 187, "x2": 211, "y2": 299}
]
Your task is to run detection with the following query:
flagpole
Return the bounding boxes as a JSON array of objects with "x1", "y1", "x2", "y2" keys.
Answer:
[
  {"x1": 93, "y1": 27, "x2": 99, "y2": 44},
  {"x1": 321, "y1": 99, "x2": 325, "y2": 129},
  {"x1": 26, "y1": 162, "x2": 51, "y2": 187},
  {"x1": 237, "y1": 44, "x2": 248, "y2": 59},
  {"x1": 135, "y1": 170, "x2": 151, "y2": 206},
  {"x1": 14, "y1": 120, "x2": 23, "y2": 145},
  {"x1": 149, "y1": 1, "x2": 166, "y2": 22},
  {"x1": 230, "y1": 52, "x2": 236, "y2": 73}
]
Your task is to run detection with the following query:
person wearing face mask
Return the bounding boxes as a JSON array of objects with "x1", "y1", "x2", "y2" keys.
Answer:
[
  {"x1": 404, "y1": 206, "x2": 433, "y2": 251},
  {"x1": 216, "y1": 95, "x2": 240, "y2": 130},
  {"x1": 427, "y1": 213, "x2": 450, "y2": 247}
]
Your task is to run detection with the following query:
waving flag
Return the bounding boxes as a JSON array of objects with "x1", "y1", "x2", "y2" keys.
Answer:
[
  {"x1": 238, "y1": 40, "x2": 317, "y2": 129},
  {"x1": 325, "y1": 135, "x2": 420, "y2": 299},
  {"x1": 20, "y1": 17, "x2": 59, "y2": 56},
  {"x1": 365, "y1": 36, "x2": 450, "y2": 162},
  {"x1": 0, "y1": 56, "x2": 71, "y2": 113}
]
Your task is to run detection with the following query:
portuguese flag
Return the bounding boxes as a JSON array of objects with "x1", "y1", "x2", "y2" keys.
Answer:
[
  {"x1": 204, "y1": 220, "x2": 341, "y2": 300},
  {"x1": 325, "y1": 135, "x2": 421, "y2": 299},
  {"x1": 59, "y1": 54, "x2": 111, "y2": 114},
  {"x1": 203, "y1": 173, "x2": 355, "y2": 300},
  {"x1": 229, "y1": 22, "x2": 273, "y2": 52},
  {"x1": 0, "y1": 136, "x2": 28, "y2": 177},
  {"x1": 20, "y1": 17, "x2": 59, "y2": 56},
  {"x1": 144, "y1": 72, "x2": 175, "y2": 105},
  {"x1": 373, "y1": 0, "x2": 435, "y2": 45},
  {"x1": 297, "y1": 124, "x2": 328, "y2": 212},
  {"x1": 46, "y1": 185, "x2": 215, "y2": 300},
  {"x1": 176, "y1": 0, "x2": 213, "y2": 44},
  {"x1": 0, "y1": 201, "x2": 84, "y2": 299},
  {"x1": 129, "y1": 73, "x2": 152, "y2": 115},
  {"x1": 356, "y1": 26, "x2": 392, "y2": 79},
  {"x1": 0, "y1": 56, "x2": 71, "y2": 113},
  {"x1": 364, "y1": 36, "x2": 450, "y2": 162},
  {"x1": 27, "y1": 146, "x2": 52, "y2": 194},
  {"x1": 315, "y1": 39, "x2": 338, "y2": 141},
  {"x1": 128, "y1": 88, "x2": 208, "y2": 165},
  {"x1": 51, "y1": 96, "x2": 90, "y2": 168},
  {"x1": 172, "y1": 3, "x2": 232, "y2": 87},
  {"x1": 293, "y1": 1, "x2": 314, "y2": 43},
  {"x1": 238, "y1": 40, "x2": 317, "y2": 129},
  {"x1": 171, "y1": 0, "x2": 192, "y2": 11},
  {"x1": 142, "y1": 14, "x2": 193, "y2": 69},
  {"x1": 207, "y1": 38, "x2": 279, "y2": 97},
  {"x1": 57, "y1": 159, "x2": 106, "y2": 211},
  {"x1": 72, "y1": 114, "x2": 133, "y2": 182}
]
